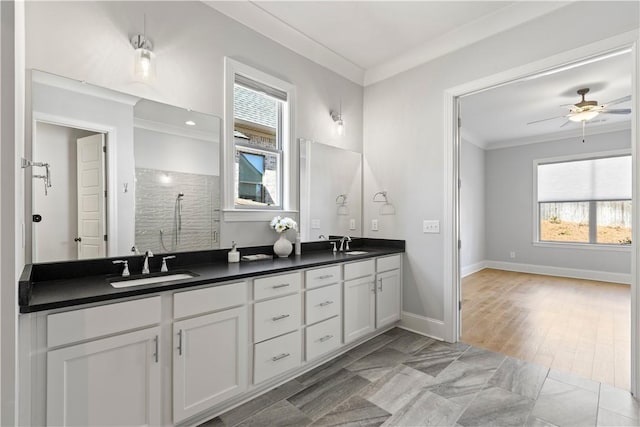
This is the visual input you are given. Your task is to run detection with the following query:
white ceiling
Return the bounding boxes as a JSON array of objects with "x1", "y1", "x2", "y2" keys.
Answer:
[
  {"x1": 461, "y1": 50, "x2": 632, "y2": 149},
  {"x1": 205, "y1": 1, "x2": 570, "y2": 85}
]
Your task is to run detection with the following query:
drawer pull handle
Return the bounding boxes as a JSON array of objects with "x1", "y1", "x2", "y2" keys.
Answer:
[
  {"x1": 317, "y1": 274, "x2": 333, "y2": 280},
  {"x1": 272, "y1": 353, "x2": 290, "y2": 361},
  {"x1": 272, "y1": 283, "x2": 290, "y2": 289},
  {"x1": 272, "y1": 314, "x2": 290, "y2": 321},
  {"x1": 319, "y1": 335, "x2": 333, "y2": 342},
  {"x1": 319, "y1": 300, "x2": 334, "y2": 307}
]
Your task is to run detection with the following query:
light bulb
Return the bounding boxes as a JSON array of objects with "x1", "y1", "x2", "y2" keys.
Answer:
[
  {"x1": 568, "y1": 110, "x2": 599, "y2": 122},
  {"x1": 336, "y1": 118, "x2": 345, "y2": 136}
]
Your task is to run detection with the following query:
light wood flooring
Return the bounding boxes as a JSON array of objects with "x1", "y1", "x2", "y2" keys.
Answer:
[{"x1": 461, "y1": 268, "x2": 630, "y2": 390}]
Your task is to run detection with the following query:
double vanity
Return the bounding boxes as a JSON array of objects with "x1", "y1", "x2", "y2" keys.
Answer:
[{"x1": 18, "y1": 239, "x2": 404, "y2": 426}]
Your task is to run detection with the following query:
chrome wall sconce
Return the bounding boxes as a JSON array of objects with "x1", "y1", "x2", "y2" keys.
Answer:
[
  {"x1": 373, "y1": 191, "x2": 395, "y2": 215},
  {"x1": 131, "y1": 15, "x2": 155, "y2": 80},
  {"x1": 330, "y1": 100, "x2": 345, "y2": 136},
  {"x1": 336, "y1": 194, "x2": 349, "y2": 215}
]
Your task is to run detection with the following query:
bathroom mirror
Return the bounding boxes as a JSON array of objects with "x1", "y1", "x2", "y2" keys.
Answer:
[
  {"x1": 299, "y1": 139, "x2": 362, "y2": 241},
  {"x1": 29, "y1": 70, "x2": 221, "y2": 263}
]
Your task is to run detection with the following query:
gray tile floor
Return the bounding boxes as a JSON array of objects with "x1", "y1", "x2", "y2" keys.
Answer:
[{"x1": 201, "y1": 328, "x2": 640, "y2": 427}]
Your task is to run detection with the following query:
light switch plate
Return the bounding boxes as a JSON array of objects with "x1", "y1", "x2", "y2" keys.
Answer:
[
  {"x1": 371, "y1": 219, "x2": 379, "y2": 231},
  {"x1": 311, "y1": 219, "x2": 320, "y2": 229},
  {"x1": 423, "y1": 220, "x2": 440, "y2": 233},
  {"x1": 349, "y1": 219, "x2": 356, "y2": 230}
]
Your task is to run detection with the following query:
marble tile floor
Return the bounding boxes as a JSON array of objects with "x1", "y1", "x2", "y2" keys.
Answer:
[{"x1": 200, "y1": 328, "x2": 640, "y2": 427}]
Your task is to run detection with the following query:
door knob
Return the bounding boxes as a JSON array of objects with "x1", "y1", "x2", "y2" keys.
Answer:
[{"x1": 74, "y1": 237, "x2": 82, "y2": 242}]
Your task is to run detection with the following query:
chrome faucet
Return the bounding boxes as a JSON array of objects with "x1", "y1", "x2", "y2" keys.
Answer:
[
  {"x1": 339, "y1": 236, "x2": 351, "y2": 252},
  {"x1": 142, "y1": 250, "x2": 154, "y2": 274}
]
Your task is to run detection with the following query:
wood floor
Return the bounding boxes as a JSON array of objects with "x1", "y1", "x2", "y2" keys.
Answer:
[{"x1": 461, "y1": 268, "x2": 630, "y2": 390}]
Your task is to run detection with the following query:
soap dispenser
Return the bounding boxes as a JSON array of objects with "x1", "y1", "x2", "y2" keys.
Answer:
[{"x1": 228, "y1": 241, "x2": 240, "y2": 263}]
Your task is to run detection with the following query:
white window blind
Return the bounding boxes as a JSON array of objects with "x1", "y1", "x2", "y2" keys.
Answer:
[{"x1": 538, "y1": 155, "x2": 631, "y2": 203}]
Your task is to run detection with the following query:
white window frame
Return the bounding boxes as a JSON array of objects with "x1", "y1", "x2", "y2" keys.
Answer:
[
  {"x1": 223, "y1": 58, "x2": 297, "y2": 222},
  {"x1": 532, "y1": 149, "x2": 632, "y2": 251}
]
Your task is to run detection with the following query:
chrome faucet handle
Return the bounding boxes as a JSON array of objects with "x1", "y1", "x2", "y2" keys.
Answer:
[
  {"x1": 345, "y1": 240, "x2": 350, "y2": 251},
  {"x1": 330, "y1": 242, "x2": 337, "y2": 253},
  {"x1": 112, "y1": 260, "x2": 130, "y2": 277},
  {"x1": 161, "y1": 255, "x2": 176, "y2": 272}
]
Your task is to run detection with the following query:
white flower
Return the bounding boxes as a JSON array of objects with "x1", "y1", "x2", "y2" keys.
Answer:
[{"x1": 270, "y1": 216, "x2": 298, "y2": 233}]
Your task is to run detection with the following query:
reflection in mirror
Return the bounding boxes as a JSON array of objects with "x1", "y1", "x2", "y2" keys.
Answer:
[
  {"x1": 299, "y1": 139, "x2": 362, "y2": 241},
  {"x1": 29, "y1": 70, "x2": 221, "y2": 263}
]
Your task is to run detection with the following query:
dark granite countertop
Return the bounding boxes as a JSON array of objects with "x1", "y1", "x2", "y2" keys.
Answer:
[{"x1": 19, "y1": 238, "x2": 404, "y2": 313}]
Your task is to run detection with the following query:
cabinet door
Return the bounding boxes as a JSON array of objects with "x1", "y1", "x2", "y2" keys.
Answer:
[
  {"x1": 173, "y1": 306, "x2": 248, "y2": 423},
  {"x1": 47, "y1": 327, "x2": 161, "y2": 427},
  {"x1": 343, "y1": 276, "x2": 375, "y2": 343},
  {"x1": 376, "y1": 269, "x2": 401, "y2": 328}
]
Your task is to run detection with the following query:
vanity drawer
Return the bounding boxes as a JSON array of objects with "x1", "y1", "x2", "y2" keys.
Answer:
[
  {"x1": 254, "y1": 294, "x2": 301, "y2": 343},
  {"x1": 377, "y1": 254, "x2": 401, "y2": 272},
  {"x1": 48, "y1": 296, "x2": 161, "y2": 347},
  {"x1": 254, "y1": 330, "x2": 301, "y2": 384},
  {"x1": 254, "y1": 272, "x2": 301, "y2": 301},
  {"x1": 344, "y1": 259, "x2": 375, "y2": 280},
  {"x1": 305, "y1": 284, "x2": 341, "y2": 325},
  {"x1": 305, "y1": 265, "x2": 341, "y2": 289},
  {"x1": 306, "y1": 316, "x2": 341, "y2": 361},
  {"x1": 174, "y1": 282, "x2": 246, "y2": 319}
]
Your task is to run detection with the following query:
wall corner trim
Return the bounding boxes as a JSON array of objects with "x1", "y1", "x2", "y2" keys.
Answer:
[{"x1": 461, "y1": 261, "x2": 488, "y2": 278}]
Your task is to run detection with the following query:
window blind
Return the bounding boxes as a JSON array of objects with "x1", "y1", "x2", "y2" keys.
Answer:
[
  {"x1": 538, "y1": 155, "x2": 631, "y2": 203},
  {"x1": 235, "y1": 74, "x2": 287, "y2": 102}
]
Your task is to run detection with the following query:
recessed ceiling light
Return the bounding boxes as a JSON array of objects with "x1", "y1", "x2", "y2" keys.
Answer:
[{"x1": 185, "y1": 120, "x2": 196, "y2": 126}]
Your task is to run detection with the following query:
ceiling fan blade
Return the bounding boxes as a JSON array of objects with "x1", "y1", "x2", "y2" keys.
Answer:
[
  {"x1": 527, "y1": 115, "x2": 567, "y2": 125},
  {"x1": 600, "y1": 108, "x2": 632, "y2": 115},
  {"x1": 603, "y1": 95, "x2": 631, "y2": 107},
  {"x1": 559, "y1": 120, "x2": 572, "y2": 128}
]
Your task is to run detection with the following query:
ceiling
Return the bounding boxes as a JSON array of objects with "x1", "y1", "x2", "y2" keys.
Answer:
[
  {"x1": 461, "y1": 50, "x2": 632, "y2": 149},
  {"x1": 206, "y1": 1, "x2": 570, "y2": 85}
]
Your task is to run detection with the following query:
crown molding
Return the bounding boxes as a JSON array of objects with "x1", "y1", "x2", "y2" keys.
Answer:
[
  {"x1": 364, "y1": 2, "x2": 572, "y2": 86},
  {"x1": 485, "y1": 120, "x2": 631, "y2": 150},
  {"x1": 203, "y1": 1, "x2": 365, "y2": 85}
]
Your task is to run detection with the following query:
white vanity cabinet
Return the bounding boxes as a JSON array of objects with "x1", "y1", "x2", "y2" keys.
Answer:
[
  {"x1": 343, "y1": 260, "x2": 376, "y2": 343},
  {"x1": 45, "y1": 297, "x2": 162, "y2": 427},
  {"x1": 172, "y1": 283, "x2": 248, "y2": 424},
  {"x1": 375, "y1": 255, "x2": 402, "y2": 328}
]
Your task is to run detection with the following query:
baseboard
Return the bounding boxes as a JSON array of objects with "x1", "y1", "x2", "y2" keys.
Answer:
[
  {"x1": 461, "y1": 261, "x2": 488, "y2": 278},
  {"x1": 485, "y1": 260, "x2": 631, "y2": 285},
  {"x1": 400, "y1": 311, "x2": 446, "y2": 341}
]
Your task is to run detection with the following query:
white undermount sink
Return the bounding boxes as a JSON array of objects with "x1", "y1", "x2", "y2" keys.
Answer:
[
  {"x1": 345, "y1": 251, "x2": 368, "y2": 255},
  {"x1": 110, "y1": 272, "x2": 196, "y2": 288}
]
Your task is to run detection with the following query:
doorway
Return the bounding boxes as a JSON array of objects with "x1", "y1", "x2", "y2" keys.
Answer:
[{"x1": 444, "y1": 37, "x2": 639, "y2": 395}]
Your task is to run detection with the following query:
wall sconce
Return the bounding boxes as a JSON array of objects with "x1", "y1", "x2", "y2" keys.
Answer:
[
  {"x1": 373, "y1": 191, "x2": 395, "y2": 215},
  {"x1": 131, "y1": 15, "x2": 155, "y2": 80},
  {"x1": 336, "y1": 194, "x2": 349, "y2": 215},
  {"x1": 330, "y1": 101, "x2": 345, "y2": 136}
]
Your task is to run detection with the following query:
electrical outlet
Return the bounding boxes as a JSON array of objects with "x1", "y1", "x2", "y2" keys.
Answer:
[
  {"x1": 423, "y1": 220, "x2": 440, "y2": 233},
  {"x1": 311, "y1": 219, "x2": 320, "y2": 229},
  {"x1": 371, "y1": 219, "x2": 379, "y2": 231},
  {"x1": 349, "y1": 219, "x2": 356, "y2": 230},
  {"x1": 509, "y1": 251, "x2": 516, "y2": 259}
]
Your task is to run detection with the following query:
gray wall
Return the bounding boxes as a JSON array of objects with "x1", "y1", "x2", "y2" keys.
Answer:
[
  {"x1": 460, "y1": 139, "x2": 485, "y2": 273},
  {"x1": 485, "y1": 129, "x2": 632, "y2": 274},
  {"x1": 25, "y1": 0, "x2": 364, "y2": 248},
  {"x1": 363, "y1": 1, "x2": 639, "y2": 323}
]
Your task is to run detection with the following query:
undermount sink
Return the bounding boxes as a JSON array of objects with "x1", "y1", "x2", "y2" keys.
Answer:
[
  {"x1": 345, "y1": 251, "x2": 368, "y2": 255},
  {"x1": 110, "y1": 272, "x2": 197, "y2": 288}
]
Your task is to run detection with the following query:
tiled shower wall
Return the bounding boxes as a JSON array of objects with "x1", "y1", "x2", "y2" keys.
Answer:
[{"x1": 135, "y1": 168, "x2": 220, "y2": 254}]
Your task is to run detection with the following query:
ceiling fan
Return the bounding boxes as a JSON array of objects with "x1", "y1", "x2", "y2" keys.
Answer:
[{"x1": 527, "y1": 88, "x2": 631, "y2": 128}]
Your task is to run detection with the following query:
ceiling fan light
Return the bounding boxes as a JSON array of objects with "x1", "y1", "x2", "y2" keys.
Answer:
[{"x1": 569, "y1": 110, "x2": 599, "y2": 122}]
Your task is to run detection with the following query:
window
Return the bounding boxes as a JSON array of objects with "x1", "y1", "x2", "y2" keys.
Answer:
[{"x1": 536, "y1": 154, "x2": 632, "y2": 245}]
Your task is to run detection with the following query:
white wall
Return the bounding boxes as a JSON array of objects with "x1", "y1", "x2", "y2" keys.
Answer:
[
  {"x1": 33, "y1": 123, "x2": 96, "y2": 262},
  {"x1": 485, "y1": 129, "x2": 632, "y2": 276},
  {"x1": 363, "y1": 1, "x2": 639, "y2": 333},
  {"x1": 460, "y1": 139, "x2": 485, "y2": 275},
  {"x1": 25, "y1": 0, "x2": 364, "y2": 248},
  {"x1": 134, "y1": 128, "x2": 219, "y2": 176}
]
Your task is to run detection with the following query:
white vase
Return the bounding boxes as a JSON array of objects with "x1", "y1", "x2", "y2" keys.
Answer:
[{"x1": 273, "y1": 234, "x2": 293, "y2": 258}]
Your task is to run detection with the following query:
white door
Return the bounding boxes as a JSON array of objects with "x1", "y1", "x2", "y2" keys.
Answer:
[
  {"x1": 76, "y1": 133, "x2": 106, "y2": 259},
  {"x1": 376, "y1": 270, "x2": 401, "y2": 328},
  {"x1": 173, "y1": 306, "x2": 248, "y2": 423},
  {"x1": 343, "y1": 276, "x2": 375, "y2": 343},
  {"x1": 46, "y1": 327, "x2": 161, "y2": 427}
]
